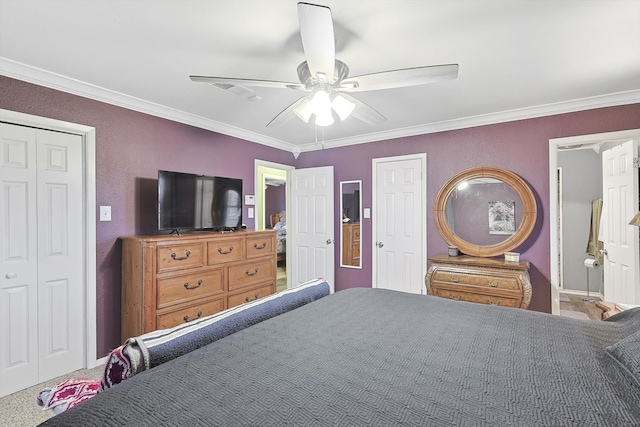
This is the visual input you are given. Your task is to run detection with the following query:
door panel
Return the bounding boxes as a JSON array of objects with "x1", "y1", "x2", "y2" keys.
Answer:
[
  {"x1": 0, "y1": 124, "x2": 39, "y2": 396},
  {"x1": 37, "y1": 129, "x2": 84, "y2": 380},
  {"x1": 602, "y1": 139, "x2": 639, "y2": 304},
  {"x1": 373, "y1": 155, "x2": 426, "y2": 294},
  {"x1": 288, "y1": 167, "x2": 334, "y2": 291}
]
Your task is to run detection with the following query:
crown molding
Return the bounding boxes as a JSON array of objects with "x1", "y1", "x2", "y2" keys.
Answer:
[
  {"x1": 297, "y1": 89, "x2": 640, "y2": 153},
  {"x1": 0, "y1": 57, "x2": 292, "y2": 152},
  {"x1": 3, "y1": 57, "x2": 638, "y2": 156}
]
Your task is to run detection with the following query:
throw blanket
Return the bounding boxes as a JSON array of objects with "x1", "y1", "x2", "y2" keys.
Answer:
[{"x1": 37, "y1": 279, "x2": 330, "y2": 414}]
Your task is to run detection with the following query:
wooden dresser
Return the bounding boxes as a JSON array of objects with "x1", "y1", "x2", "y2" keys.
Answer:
[
  {"x1": 425, "y1": 254, "x2": 532, "y2": 309},
  {"x1": 120, "y1": 230, "x2": 276, "y2": 342},
  {"x1": 342, "y1": 223, "x2": 360, "y2": 266}
]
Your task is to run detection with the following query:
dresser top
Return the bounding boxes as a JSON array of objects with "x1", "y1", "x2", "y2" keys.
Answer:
[
  {"x1": 428, "y1": 254, "x2": 530, "y2": 271},
  {"x1": 120, "y1": 229, "x2": 275, "y2": 242}
]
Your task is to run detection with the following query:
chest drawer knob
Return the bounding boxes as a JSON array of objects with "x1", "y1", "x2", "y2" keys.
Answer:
[
  {"x1": 217, "y1": 246, "x2": 234, "y2": 255},
  {"x1": 449, "y1": 293, "x2": 461, "y2": 301},
  {"x1": 171, "y1": 250, "x2": 191, "y2": 261},
  {"x1": 449, "y1": 275, "x2": 460, "y2": 283},
  {"x1": 488, "y1": 279, "x2": 499, "y2": 287},
  {"x1": 183, "y1": 279, "x2": 203, "y2": 290},
  {"x1": 487, "y1": 299, "x2": 501, "y2": 306},
  {"x1": 245, "y1": 267, "x2": 259, "y2": 276},
  {"x1": 253, "y1": 242, "x2": 267, "y2": 250},
  {"x1": 183, "y1": 311, "x2": 203, "y2": 323}
]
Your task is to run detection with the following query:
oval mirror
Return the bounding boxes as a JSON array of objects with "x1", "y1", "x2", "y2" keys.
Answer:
[
  {"x1": 433, "y1": 166, "x2": 537, "y2": 257},
  {"x1": 340, "y1": 180, "x2": 362, "y2": 268}
]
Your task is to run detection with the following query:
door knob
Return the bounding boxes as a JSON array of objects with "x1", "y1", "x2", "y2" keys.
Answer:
[
  {"x1": 5, "y1": 272, "x2": 17, "y2": 279},
  {"x1": 599, "y1": 248, "x2": 608, "y2": 258},
  {"x1": 377, "y1": 242, "x2": 384, "y2": 248},
  {"x1": 326, "y1": 239, "x2": 334, "y2": 245}
]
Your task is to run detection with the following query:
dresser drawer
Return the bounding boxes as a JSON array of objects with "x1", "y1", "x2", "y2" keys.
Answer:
[
  {"x1": 208, "y1": 237, "x2": 244, "y2": 264},
  {"x1": 431, "y1": 285, "x2": 520, "y2": 308},
  {"x1": 156, "y1": 297, "x2": 226, "y2": 330},
  {"x1": 228, "y1": 283, "x2": 274, "y2": 308},
  {"x1": 157, "y1": 242, "x2": 205, "y2": 273},
  {"x1": 228, "y1": 258, "x2": 274, "y2": 291},
  {"x1": 432, "y1": 269, "x2": 521, "y2": 290},
  {"x1": 246, "y1": 235, "x2": 275, "y2": 259},
  {"x1": 157, "y1": 269, "x2": 224, "y2": 309}
]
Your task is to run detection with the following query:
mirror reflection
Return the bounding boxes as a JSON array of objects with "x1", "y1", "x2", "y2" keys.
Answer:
[
  {"x1": 340, "y1": 180, "x2": 362, "y2": 268},
  {"x1": 445, "y1": 177, "x2": 523, "y2": 246}
]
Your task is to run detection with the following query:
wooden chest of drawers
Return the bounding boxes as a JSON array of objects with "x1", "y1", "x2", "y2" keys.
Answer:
[
  {"x1": 120, "y1": 230, "x2": 276, "y2": 342},
  {"x1": 425, "y1": 254, "x2": 532, "y2": 309}
]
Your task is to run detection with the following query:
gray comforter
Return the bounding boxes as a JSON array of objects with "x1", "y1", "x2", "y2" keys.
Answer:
[{"x1": 40, "y1": 288, "x2": 640, "y2": 426}]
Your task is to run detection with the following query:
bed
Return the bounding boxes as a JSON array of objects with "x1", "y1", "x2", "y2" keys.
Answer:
[
  {"x1": 39, "y1": 286, "x2": 640, "y2": 426},
  {"x1": 270, "y1": 210, "x2": 286, "y2": 262}
]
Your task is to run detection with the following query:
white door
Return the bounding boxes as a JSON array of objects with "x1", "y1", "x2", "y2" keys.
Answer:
[
  {"x1": 372, "y1": 154, "x2": 426, "y2": 294},
  {"x1": 0, "y1": 123, "x2": 84, "y2": 397},
  {"x1": 601, "y1": 139, "x2": 640, "y2": 304},
  {"x1": 287, "y1": 166, "x2": 334, "y2": 291}
]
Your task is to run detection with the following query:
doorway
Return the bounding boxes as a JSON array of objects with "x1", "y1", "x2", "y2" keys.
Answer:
[
  {"x1": 549, "y1": 129, "x2": 640, "y2": 314},
  {"x1": 0, "y1": 109, "x2": 97, "y2": 397},
  {"x1": 372, "y1": 154, "x2": 427, "y2": 294},
  {"x1": 255, "y1": 160, "x2": 293, "y2": 291}
]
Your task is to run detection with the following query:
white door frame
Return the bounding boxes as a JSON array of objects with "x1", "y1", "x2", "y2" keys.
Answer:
[
  {"x1": 371, "y1": 153, "x2": 427, "y2": 291},
  {"x1": 548, "y1": 128, "x2": 640, "y2": 315},
  {"x1": 0, "y1": 108, "x2": 97, "y2": 368}
]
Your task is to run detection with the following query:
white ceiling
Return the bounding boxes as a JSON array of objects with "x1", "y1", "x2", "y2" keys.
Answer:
[{"x1": 1, "y1": 0, "x2": 639, "y2": 155}]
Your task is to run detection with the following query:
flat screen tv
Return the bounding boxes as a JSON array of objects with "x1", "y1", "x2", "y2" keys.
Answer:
[{"x1": 158, "y1": 170, "x2": 242, "y2": 232}]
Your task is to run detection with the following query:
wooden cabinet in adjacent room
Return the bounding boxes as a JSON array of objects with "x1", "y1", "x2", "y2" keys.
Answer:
[
  {"x1": 342, "y1": 223, "x2": 360, "y2": 267},
  {"x1": 120, "y1": 230, "x2": 276, "y2": 342},
  {"x1": 425, "y1": 254, "x2": 532, "y2": 309}
]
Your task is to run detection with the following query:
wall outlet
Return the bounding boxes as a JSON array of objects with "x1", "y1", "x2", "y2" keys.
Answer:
[{"x1": 100, "y1": 206, "x2": 111, "y2": 221}]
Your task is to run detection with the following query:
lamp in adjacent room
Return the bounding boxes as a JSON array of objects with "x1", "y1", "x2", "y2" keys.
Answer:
[{"x1": 629, "y1": 211, "x2": 640, "y2": 226}]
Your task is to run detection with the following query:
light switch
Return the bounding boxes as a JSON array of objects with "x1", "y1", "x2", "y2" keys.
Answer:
[
  {"x1": 100, "y1": 206, "x2": 111, "y2": 221},
  {"x1": 364, "y1": 208, "x2": 371, "y2": 219},
  {"x1": 248, "y1": 207, "x2": 254, "y2": 218}
]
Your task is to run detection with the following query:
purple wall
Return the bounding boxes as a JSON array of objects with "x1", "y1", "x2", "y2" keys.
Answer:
[
  {"x1": 0, "y1": 76, "x2": 295, "y2": 357},
  {"x1": 296, "y1": 104, "x2": 640, "y2": 313},
  {"x1": 265, "y1": 184, "x2": 286, "y2": 226},
  {"x1": 2, "y1": 75, "x2": 639, "y2": 357}
]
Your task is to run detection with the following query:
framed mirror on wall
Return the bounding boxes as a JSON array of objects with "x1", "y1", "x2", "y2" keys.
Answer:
[{"x1": 340, "y1": 180, "x2": 362, "y2": 268}]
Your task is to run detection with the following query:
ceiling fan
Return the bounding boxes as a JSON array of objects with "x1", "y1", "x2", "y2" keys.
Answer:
[{"x1": 190, "y1": 2, "x2": 459, "y2": 128}]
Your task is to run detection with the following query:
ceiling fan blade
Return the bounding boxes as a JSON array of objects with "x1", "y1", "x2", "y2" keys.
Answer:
[
  {"x1": 338, "y1": 93, "x2": 387, "y2": 125},
  {"x1": 190, "y1": 75, "x2": 306, "y2": 91},
  {"x1": 266, "y1": 97, "x2": 309, "y2": 128},
  {"x1": 341, "y1": 64, "x2": 459, "y2": 92},
  {"x1": 297, "y1": 2, "x2": 335, "y2": 80}
]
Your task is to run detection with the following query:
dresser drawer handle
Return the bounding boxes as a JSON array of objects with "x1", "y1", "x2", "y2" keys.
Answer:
[
  {"x1": 183, "y1": 311, "x2": 203, "y2": 322},
  {"x1": 183, "y1": 279, "x2": 203, "y2": 290},
  {"x1": 488, "y1": 279, "x2": 499, "y2": 287},
  {"x1": 218, "y1": 246, "x2": 234, "y2": 255},
  {"x1": 245, "y1": 268, "x2": 259, "y2": 276},
  {"x1": 449, "y1": 293, "x2": 462, "y2": 301},
  {"x1": 449, "y1": 275, "x2": 460, "y2": 283},
  {"x1": 253, "y1": 242, "x2": 267, "y2": 250},
  {"x1": 487, "y1": 299, "x2": 501, "y2": 306},
  {"x1": 245, "y1": 293, "x2": 259, "y2": 303},
  {"x1": 171, "y1": 250, "x2": 191, "y2": 261}
]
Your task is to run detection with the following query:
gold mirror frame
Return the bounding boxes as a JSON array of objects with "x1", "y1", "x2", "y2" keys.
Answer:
[{"x1": 434, "y1": 166, "x2": 537, "y2": 257}]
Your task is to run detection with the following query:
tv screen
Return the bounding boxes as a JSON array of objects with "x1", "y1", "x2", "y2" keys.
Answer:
[{"x1": 158, "y1": 170, "x2": 242, "y2": 232}]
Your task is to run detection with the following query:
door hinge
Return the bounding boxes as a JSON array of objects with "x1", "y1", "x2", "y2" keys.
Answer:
[{"x1": 633, "y1": 157, "x2": 640, "y2": 168}]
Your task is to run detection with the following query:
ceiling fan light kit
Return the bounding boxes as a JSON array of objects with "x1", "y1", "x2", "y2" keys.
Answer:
[{"x1": 189, "y1": 2, "x2": 458, "y2": 128}]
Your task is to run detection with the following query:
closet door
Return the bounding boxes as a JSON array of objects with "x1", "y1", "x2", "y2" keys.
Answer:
[{"x1": 0, "y1": 123, "x2": 84, "y2": 397}]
